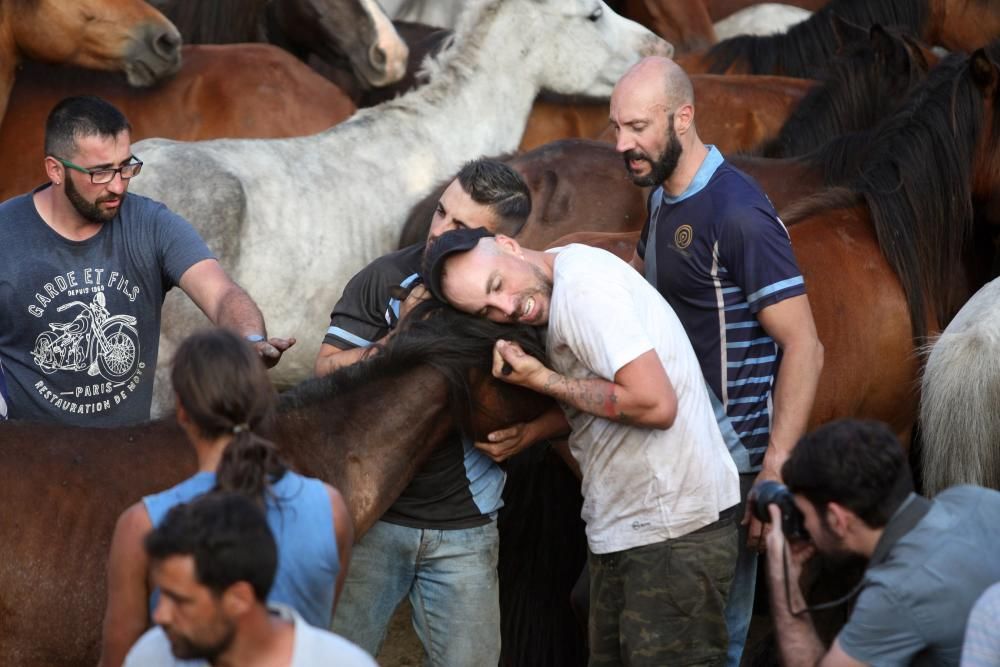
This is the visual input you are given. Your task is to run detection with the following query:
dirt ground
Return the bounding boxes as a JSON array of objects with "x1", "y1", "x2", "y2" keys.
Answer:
[
  {"x1": 371, "y1": 601, "x2": 779, "y2": 666},
  {"x1": 375, "y1": 600, "x2": 426, "y2": 667}
]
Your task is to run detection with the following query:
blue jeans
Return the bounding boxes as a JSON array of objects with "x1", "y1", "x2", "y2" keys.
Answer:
[
  {"x1": 725, "y1": 473, "x2": 759, "y2": 667},
  {"x1": 331, "y1": 519, "x2": 501, "y2": 667}
]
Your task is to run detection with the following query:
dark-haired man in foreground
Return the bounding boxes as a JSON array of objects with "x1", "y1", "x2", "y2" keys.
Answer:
[
  {"x1": 124, "y1": 493, "x2": 374, "y2": 666},
  {"x1": 766, "y1": 419, "x2": 1000, "y2": 667}
]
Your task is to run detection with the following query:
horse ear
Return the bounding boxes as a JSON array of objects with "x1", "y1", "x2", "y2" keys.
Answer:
[
  {"x1": 830, "y1": 13, "x2": 867, "y2": 50},
  {"x1": 970, "y1": 48, "x2": 998, "y2": 94},
  {"x1": 869, "y1": 24, "x2": 903, "y2": 69}
]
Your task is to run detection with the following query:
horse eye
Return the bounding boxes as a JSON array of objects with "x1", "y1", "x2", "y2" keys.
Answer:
[{"x1": 588, "y1": 6, "x2": 603, "y2": 21}]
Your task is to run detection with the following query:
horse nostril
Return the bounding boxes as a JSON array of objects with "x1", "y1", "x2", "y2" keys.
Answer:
[
  {"x1": 153, "y1": 28, "x2": 182, "y2": 59},
  {"x1": 369, "y1": 45, "x2": 387, "y2": 70}
]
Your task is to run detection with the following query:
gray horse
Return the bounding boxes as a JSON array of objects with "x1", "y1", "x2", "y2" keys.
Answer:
[{"x1": 130, "y1": 0, "x2": 672, "y2": 415}]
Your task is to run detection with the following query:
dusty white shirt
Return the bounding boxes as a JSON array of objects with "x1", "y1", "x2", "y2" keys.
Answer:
[
  {"x1": 546, "y1": 244, "x2": 739, "y2": 554},
  {"x1": 124, "y1": 603, "x2": 377, "y2": 667}
]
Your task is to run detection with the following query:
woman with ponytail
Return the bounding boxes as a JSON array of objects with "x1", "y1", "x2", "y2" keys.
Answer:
[{"x1": 98, "y1": 328, "x2": 353, "y2": 667}]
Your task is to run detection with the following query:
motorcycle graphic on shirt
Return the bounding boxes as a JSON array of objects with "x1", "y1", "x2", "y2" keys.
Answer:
[{"x1": 31, "y1": 292, "x2": 141, "y2": 382}]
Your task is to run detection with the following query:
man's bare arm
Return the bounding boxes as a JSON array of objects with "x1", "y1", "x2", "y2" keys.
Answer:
[{"x1": 493, "y1": 341, "x2": 676, "y2": 429}]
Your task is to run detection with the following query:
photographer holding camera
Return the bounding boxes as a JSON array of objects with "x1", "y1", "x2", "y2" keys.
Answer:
[{"x1": 759, "y1": 419, "x2": 1000, "y2": 666}]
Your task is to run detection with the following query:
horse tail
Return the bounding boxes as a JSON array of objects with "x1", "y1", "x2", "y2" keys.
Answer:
[{"x1": 920, "y1": 329, "x2": 1000, "y2": 495}]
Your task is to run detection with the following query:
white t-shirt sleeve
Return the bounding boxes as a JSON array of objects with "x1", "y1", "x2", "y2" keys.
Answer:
[{"x1": 554, "y1": 266, "x2": 654, "y2": 380}]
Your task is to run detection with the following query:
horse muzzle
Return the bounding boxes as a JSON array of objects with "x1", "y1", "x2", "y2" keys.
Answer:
[{"x1": 123, "y1": 23, "x2": 183, "y2": 87}]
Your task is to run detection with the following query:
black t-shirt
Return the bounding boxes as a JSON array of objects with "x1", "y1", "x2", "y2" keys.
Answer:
[{"x1": 323, "y1": 244, "x2": 504, "y2": 529}]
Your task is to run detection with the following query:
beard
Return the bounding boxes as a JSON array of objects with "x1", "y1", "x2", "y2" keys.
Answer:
[
  {"x1": 165, "y1": 619, "x2": 237, "y2": 663},
  {"x1": 623, "y1": 114, "x2": 683, "y2": 187},
  {"x1": 511, "y1": 262, "x2": 553, "y2": 324},
  {"x1": 64, "y1": 175, "x2": 121, "y2": 224}
]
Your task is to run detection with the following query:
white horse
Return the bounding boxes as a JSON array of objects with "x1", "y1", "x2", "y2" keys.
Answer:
[
  {"x1": 377, "y1": 0, "x2": 465, "y2": 28},
  {"x1": 713, "y1": 3, "x2": 812, "y2": 40},
  {"x1": 130, "y1": 0, "x2": 671, "y2": 415},
  {"x1": 920, "y1": 277, "x2": 1000, "y2": 495}
]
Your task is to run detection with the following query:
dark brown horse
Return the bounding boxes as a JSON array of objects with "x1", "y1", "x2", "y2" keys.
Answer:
[
  {"x1": 0, "y1": 307, "x2": 549, "y2": 665},
  {"x1": 756, "y1": 21, "x2": 936, "y2": 157},
  {"x1": 157, "y1": 0, "x2": 408, "y2": 88},
  {"x1": 0, "y1": 45, "x2": 357, "y2": 203},
  {"x1": 674, "y1": 0, "x2": 1000, "y2": 76},
  {"x1": 0, "y1": 0, "x2": 181, "y2": 123}
]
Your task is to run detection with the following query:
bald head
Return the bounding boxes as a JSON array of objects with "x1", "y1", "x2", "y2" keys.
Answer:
[{"x1": 613, "y1": 56, "x2": 694, "y2": 112}]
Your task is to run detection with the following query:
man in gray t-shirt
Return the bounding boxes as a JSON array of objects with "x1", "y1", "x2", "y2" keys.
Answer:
[
  {"x1": 0, "y1": 95, "x2": 293, "y2": 427},
  {"x1": 764, "y1": 419, "x2": 1000, "y2": 667}
]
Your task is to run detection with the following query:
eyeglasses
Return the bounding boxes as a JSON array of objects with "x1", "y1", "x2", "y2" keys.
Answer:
[{"x1": 52, "y1": 156, "x2": 143, "y2": 184}]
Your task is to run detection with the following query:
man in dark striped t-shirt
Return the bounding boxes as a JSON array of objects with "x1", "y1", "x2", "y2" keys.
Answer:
[{"x1": 611, "y1": 56, "x2": 824, "y2": 667}]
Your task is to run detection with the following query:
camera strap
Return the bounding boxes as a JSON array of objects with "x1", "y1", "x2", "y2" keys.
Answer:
[
  {"x1": 867, "y1": 493, "x2": 932, "y2": 570},
  {"x1": 787, "y1": 493, "x2": 933, "y2": 617}
]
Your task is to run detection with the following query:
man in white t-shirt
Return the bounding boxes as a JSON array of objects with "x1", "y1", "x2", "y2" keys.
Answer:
[
  {"x1": 423, "y1": 227, "x2": 740, "y2": 665},
  {"x1": 124, "y1": 493, "x2": 375, "y2": 667}
]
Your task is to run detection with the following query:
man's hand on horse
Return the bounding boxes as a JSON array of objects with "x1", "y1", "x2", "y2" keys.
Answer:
[
  {"x1": 254, "y1": 337, "x2": 296, "y2": 369},
  {"x1": 399, "y1": 284, "x2": 430, "y2": 321},
  {"x1": 492, "y1": 339, "x2": 547, "y2": 389},
  {"x1": 476, "y1": 422, "x2": 535, "y2": 462}
]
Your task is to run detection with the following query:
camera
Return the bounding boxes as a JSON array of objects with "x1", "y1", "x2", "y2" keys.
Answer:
[{"x1": 748, "y1": 480, "x2": 810, "y2": 542}]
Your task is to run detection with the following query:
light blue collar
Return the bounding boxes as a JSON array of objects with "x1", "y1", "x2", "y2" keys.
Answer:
[{"x1": 660, "y1": 145, "x2": 724, "y2": 205}]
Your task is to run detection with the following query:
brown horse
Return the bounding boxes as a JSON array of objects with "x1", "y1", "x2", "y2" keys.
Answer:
[
  {"x1": 0, "y1": 0, "x2": 181, "y2": 123},
  {"x1": 519, "y1": 74, "x2": 815, "y2": 153},
  {"x1": 0, "y1": 45, "x2": 356, "y2": 202},
  {"x1": 674, "y1": 0, "x2": 1000, "y2": 76},
  {"x1": 157, "y1": 0, "x2": 408, "y2": 88},
  {"x1": 0, "y1": 308, "x2": 548, "y2": 666},
  {"x1": 613, "y1": 0, "x2": 718, "y2": 52},
  {"x1": 756, "y1": 21, "x2": 936, "y2": 157}
]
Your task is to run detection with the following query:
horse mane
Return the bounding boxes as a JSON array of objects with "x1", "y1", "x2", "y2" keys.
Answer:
[
  {"x1": 394, "y1": 0, "x2": 502, "y2": 109},
  {"x1": 790, "y1": 48, "x2": 997, "y2": 341},
  {"x1": 758, "y1": 25, "x2": 931, "y2": 157},
  {"x1": 158, "y1": 0, "x2": 270, "y2": 44},
  {"x1": 704, "y1": 0, "x2": 929, "y2": 77},
  {"x1": 279, "y1": 300, "x2": 546, "y2": 434}
]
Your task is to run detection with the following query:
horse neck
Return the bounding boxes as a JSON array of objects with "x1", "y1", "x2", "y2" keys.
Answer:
[
  {"x1": 274, "y1": 364, "x2": 452, "y2": 536},
  {"x1": 321, "y1": 4, "x2": 544, "y2": 174},
  {"x1": 0, "y1": 12, "x2": 21, "y2": 123}
]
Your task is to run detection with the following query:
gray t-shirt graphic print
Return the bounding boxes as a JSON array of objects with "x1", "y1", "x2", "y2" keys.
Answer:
[{"x1": 0, "y1": 185, "x2": 212, "y2": 426}]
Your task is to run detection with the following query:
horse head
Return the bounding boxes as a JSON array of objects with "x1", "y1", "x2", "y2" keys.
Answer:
[
  {"x1": 386, "y1": 299, "x2": 553, "y2": 440},
  {"x1": 274, "y1": 0, "x2": 409, "y2": 88},
  {"x1": 12, "y1": 0, "x2": 182, "y2": 86},
  {"x1": 442, "y1": 0, "x2": 672, "y2": 101}
]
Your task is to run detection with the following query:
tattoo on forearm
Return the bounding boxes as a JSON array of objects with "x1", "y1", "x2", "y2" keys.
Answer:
[{"x1": 542, "y1": 373, "x2": 630, "y2": 421}]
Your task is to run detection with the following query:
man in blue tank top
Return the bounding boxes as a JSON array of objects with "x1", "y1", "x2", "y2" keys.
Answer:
[
  {"x1": 315, "y1": 160, "x2": 565, "y2": 666},
  {"x1": 610, "y1": 56, "x2": 825, "y2": 666}
]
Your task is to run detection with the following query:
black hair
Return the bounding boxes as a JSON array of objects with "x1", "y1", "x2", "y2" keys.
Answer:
[
  {"x1": 783, "y1": 419, "x2": 913, "y2": 528},
  {"x1": 171, "y1": 329, "x2": 287, "y2": 504},
  {"x1": 456, "y1": 158, "x2": 532, "y2": 236},
  {"x1": 44, "y1": 96, "x2": 132, "y2": 159},
  {"x1": 144, "y1": 493, "x2": 278, "y2": 601}
]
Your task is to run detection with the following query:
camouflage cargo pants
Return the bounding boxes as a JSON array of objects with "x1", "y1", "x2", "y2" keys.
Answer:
[{"x1": 588, "y1": 508, "x2": 738, "y2": 666}]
